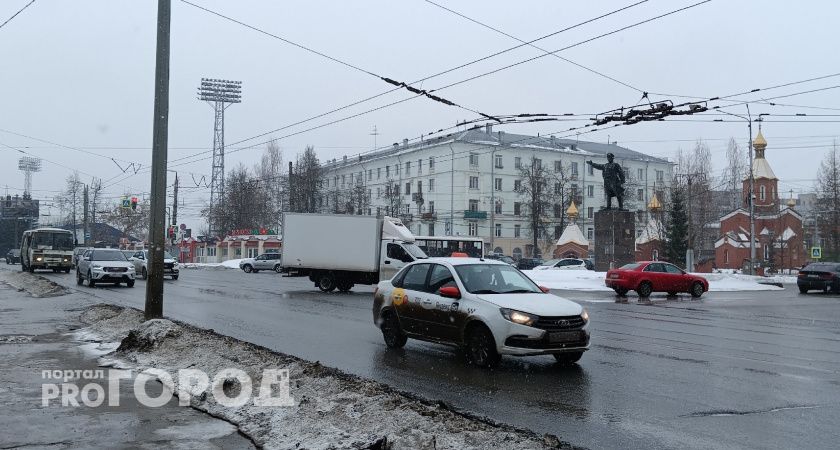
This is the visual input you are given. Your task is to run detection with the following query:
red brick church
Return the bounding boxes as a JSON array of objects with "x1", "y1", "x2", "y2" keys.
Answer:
[{"x1": 714, "y1": 131, "x2": 804, "y2": 272}]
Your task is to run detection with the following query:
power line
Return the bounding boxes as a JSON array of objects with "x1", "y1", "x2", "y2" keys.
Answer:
[{"x1": 0, "y1": 0, "x2": 35, "y2": 31}]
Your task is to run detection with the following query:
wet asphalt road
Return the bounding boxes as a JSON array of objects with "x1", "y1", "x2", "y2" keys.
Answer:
[{"x1": 21, "y1": 266, "x2": 840, "y2": 449}]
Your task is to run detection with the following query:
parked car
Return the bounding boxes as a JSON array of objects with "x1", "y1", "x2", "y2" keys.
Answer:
[
  {"x1": 605, "y1": 261, "x2": 708, "y2": 298},
  {"x1": 73, "y1": 247, "x2": 91, "y2": 268},
  {"x1": 129, "y1": 250, "x2": 179, "y2": 280},
  {"x1": 239, "y1": 253, "x2": 283, "y2": 273},
  {"x1": 797, "y1": 262, "x2": 840, "y2": 293},
  {"x1": 373, "y1": 258, "x2": 590, "y2": 367},
  {"x1": 76, "y1": 249, "x2": 135, "y2": 287},
  {"x1": 5, "y1": 249, "x2": 21, "y2": 264},
  {"x1": 535, "y1": 258, "x2": 592, "y2": 271},
  {"x1": 516, "y1": 258, "x2": 544, "y2": 271},
  {"x1": 484, "y1": 253, "x2": 516, "y2": 266}
]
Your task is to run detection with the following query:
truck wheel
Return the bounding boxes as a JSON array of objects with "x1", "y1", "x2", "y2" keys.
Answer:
[
  {"x1": 318, "y1": 273, "x2": 336, "y2": 292},
  {"x1": 28, "y1": 264, "x2": 35, "y2": 273},
  {"x1": 337, "y1": 281, "x2": 353, "y2": 292},
  {"x1": 380, "y1": 311, "x2": 407, "y2": 348},
  {"x1": 64, "y1": 268, "x2": 71, "y2": 274}
]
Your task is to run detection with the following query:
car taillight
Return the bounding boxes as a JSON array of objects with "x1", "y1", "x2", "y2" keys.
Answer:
[
  {"x1": 797, "y1": 272, "x2": 806, "y2": 278},
  {"x1": 821, "y1": 273, "x2": 834, "y2": 280}
]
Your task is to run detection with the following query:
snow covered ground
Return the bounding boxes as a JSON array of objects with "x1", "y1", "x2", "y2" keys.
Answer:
[
  {"x1": 523, "y1": 269, "x2": 788, "y2": 292},
  {"x1": 181, "y1": 259, "x2": 245, "y2": 270}
]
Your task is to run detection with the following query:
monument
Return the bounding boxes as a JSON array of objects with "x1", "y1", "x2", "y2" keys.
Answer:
[{"x1": 588, "y1": 153, "x2": 636, "y2": 271}]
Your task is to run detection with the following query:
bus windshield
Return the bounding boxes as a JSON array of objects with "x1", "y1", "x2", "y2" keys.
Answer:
[
  {"x1": 415, "y1": 237, "x2": 484, "y2": 258},
  {"x1": 32, "y1": 232, "x2": 74, "y2": 251}
]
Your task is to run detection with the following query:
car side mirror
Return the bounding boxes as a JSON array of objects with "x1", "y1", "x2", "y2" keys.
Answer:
[
  {"x1": 539, "y1": 286, "x2": 551, "y2": 293},
  {"x1": 439, "y1": 286, "x2": 461, "y2": 299}
]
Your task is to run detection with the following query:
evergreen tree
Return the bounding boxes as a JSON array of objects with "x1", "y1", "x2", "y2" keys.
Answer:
[{"x1": 666, "y1": 187, "x2": 688, "y2": 265}]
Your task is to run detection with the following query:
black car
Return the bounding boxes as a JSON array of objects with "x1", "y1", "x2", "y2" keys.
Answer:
[
  {"x1": 5, "y1": 249, "x2": 21, "y2": 265},
  {"x1": 516, "y1": 257, "x2": 544, "y2": 270},
  {"x1": 484, "y1": 253, "x2": 516, "y2": 266},
  {"x1": 797, "y1": 262, "x2": 840, "y2": 293}
]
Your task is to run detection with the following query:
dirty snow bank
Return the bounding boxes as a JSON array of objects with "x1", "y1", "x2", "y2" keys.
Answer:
[
  {"x1": 0, "y1": 270, "x2": 68, "y2": 297},
  {"x1": 524, "y1": 270, "x2": 784, "y2": 292},
  {"x1": 78, "y1": 305, "x2": 571, "y2": 450},
  {"x1": 181, "y1": 259, "x2": 244, "y2": 270}
]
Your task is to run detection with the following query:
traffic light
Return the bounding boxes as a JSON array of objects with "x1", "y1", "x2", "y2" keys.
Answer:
[
  {"x1": 168, "y1": 226, "x2": 176, "y2": 240},
  {"x1": 131, "y1": 197, "x2": 138, "y2": 210}
]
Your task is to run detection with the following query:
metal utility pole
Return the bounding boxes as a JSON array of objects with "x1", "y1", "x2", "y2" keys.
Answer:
[
  {"x1": 82, "y1": 185, "x2": 89, "y2": 247},
  {"x1": 145, "y1": 0, "x2": 171, "y2": 321},
  {"x1": 172, "y1": 173, "x2": 178, "y2": 228},
  {"x1": 288, "y1": 161, "x2": 294, "y2": 212},
  {"x1": 448, "y1": 143, "x2": 455, "y2": 235},
  {"x1": 197, "y1": 78, "x2": 242, "y2": 237}
]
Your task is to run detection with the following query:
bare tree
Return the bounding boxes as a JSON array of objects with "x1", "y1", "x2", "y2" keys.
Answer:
[
  {"x1": 54, "y1": 172, "x2": 84, "y2": 232},
  {"x1": 102, "y1": 198, "x2": 150, "y2": 242},
  {"x1": 381, "y1": 179, "x2": 403, "y2": 218},
  {"x1": 516, "y1": 157, "x2": 561, "y2": 257},
  {"x1": 673, "y1": 141, "x2": 715, "y2": 262},
  {"x1": 723, "y1": 137, "x2": 747, "y2": 210},
  {"x1": 255, "y1": 140, "x2": 284, "y2": 229},
  {"x1": 816, "y1": 142, "x2": 840, "y2": 259}
]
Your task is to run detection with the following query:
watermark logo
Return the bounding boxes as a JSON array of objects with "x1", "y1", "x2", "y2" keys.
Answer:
[{"x1": 41, "y1": 368, "x2": 295, "y2": 408}]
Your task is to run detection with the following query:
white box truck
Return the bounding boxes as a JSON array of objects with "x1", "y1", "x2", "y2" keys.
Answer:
[{"x1": 281, "y1": 213, "x2": 427, "y2": 292}]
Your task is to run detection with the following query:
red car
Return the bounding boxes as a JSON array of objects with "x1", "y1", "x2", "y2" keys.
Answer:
[{"x1": 605, "y1": 261, "x2": 709, "y2": 298}]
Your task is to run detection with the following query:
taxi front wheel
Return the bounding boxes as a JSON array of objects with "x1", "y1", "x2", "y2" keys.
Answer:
[
  {"x1": 380, "y1": 311, "x2": 407, "y2": 349},
  {"x1": 466, "y1": 324, "x2": 500, "y2": 368}
]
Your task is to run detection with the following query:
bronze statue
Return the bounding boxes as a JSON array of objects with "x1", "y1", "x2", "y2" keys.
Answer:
[{"x1": 586, "y1": 153, "x2": 626, "y2": 210}]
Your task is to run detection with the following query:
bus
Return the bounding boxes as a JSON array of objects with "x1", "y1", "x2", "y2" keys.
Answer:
[
  {"x1": 20, "y1": 227, "x2": 75, "y2": 273},
  {"x1": 413, "y1": 236, "x2": 484, "y2": 258}
]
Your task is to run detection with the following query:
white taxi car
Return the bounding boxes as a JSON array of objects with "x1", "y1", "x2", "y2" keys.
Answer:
[{"x1": 372, "y1": 258, "x2": 590, "y2": 367}]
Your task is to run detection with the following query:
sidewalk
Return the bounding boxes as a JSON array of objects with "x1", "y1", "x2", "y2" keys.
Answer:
[{"x1": 0, "y1": 275, "x2": 255, "y2": 449}]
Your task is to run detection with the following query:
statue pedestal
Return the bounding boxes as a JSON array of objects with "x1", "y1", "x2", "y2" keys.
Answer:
[{"x1": 594, "y1": 209, "x2": 636, "y2": 271}]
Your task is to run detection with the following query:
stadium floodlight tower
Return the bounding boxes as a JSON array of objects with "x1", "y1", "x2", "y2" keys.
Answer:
[
  {"x1": 197, "y1": 78, "x2": 242, "y2": 237},
  {"x1": 18, "y1": 156, "x2": 41, "y2": 198}
]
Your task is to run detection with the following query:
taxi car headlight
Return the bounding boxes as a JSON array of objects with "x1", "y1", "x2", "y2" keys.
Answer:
[
  {"x1": 581, "y1": 309, "x2": 589, "y2": 323},
  {"x1": 500, "y1": 308, "x2": 538, "y2": 326}
]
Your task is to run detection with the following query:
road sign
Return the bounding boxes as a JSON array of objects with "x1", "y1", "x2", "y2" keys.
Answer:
[
  {"x1": 811, "y1": 246, "x2": 822, "y2": 259},
  {"x1": 85, "y1": 232, "x2": 91, "y2": 239}
]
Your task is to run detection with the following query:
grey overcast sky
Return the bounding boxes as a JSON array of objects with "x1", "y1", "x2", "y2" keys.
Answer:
[{"x1": 1, "y1": 0, "x2": 839, "y2": 230}]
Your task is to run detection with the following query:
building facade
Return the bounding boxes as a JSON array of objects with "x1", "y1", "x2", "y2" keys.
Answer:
[
  {"x1": 0, "y1": 194, "x2": 39, "y2": 255},
  {"x1": 321, "y1": 126, "x2": 673, "y2": 259}
]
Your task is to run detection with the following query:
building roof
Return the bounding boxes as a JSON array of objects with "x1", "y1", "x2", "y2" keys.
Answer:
[
  {"x1": 752, "y1": 156, "x2": 777, "y2": 180},
  {"x1": 556, "y1": 223, "x2": 589, "y2": 247},
  {"x1": 323, "y1": 126, "x2": 672, "y2": 169},
  {"x1": 636, "y1": 218, "x2": 665, "y2": 245}
]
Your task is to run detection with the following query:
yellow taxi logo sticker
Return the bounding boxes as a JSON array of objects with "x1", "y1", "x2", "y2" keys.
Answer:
[{"x1": 391, "y1": 288, "x2": 407, "y2": 306}]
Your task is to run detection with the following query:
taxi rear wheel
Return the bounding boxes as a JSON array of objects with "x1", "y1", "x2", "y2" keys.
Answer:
[
  {"x1": 465, "y1": 324, "x2": 500, "y2": 368},
  {"x1": 380, "y1": 311, "x2": 407, "y2": 348}
]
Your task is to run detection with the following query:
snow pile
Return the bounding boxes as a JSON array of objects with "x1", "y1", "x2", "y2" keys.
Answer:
[
  {"x1": 0, "y1": 271, "x2": 67, "y2": 297},
  {"x1": 181, "y1": 258, "x2": 245, "y2": 270},
  {"x1": 524, "y1": 269, "x2": 785, "y2": 292},
  {"x1": 78, "y1": 305, "x2": 568, "y2": 449}
]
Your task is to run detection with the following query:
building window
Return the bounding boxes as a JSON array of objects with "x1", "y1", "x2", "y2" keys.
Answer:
[
  {"x1": 637, "y1": 168, "x2": 644, "y2": 180},
  {"x1": 514, "y1": 157, "x2": 522, "y2": 169},
  {"x1": 763, "y1": 243, "x2": 769, "y2": 260},
  {"x1": 207, "y1": 247, "x2": 216, "y2": 257},
  {"x1": 494, "y1": 201, "x2": 502, "y2": 214},
  {"x1": 571, "y1": 184, "x2": 579, "y2": 198},
  {"x1": 395, "y1": 163, "x2": 400, "y2": 176},
  {"x1": 554, "y1": 204, "x2": 562, "y2": 218},
  {"x1": 554, "y1": 160, "x2": 562, "y2": 172},
  {"x1": 386, "y1": 166, "x2": 390, "y2": 177},
  {"x1": 637, "y1": 188, "x2": 644, "y2": 201},
  {"x1": 571, "y1": 162, "x2": 579, "y2": 176},
  {"x1": 469, "y1": 199, "x2": 479, "y2": 211},
  {"x1": 656, "y1": 170, "x2": 664, "y2": 182},
  {"x1": 468, "y1": 222, "x2": 478, "y2": 236},
  {"x1": 587, "y1": 185, "x2": 594, "y2": 198},
  {"x1": 249, "y1": 248, "x2": 259, "y2": 258},
  {"x1": 514, "y1": 179, "x2": 522, "y2": 191},
  {"x1": 429, "y1": 179, "x2": 435, "y2": 192},
  {"x1": 341, "y1": 175, "x2": 346, "y2": 188},
  {"x1": 587, "y1": 228, "x2": 593, "y2": 240},
  {"x1": 554, "y1": 225, "x2": 562, "y2": 239},
  {"x1": 760, "y1": 185, "x2": 766, "y2": 201},
  {"x1": 724, "y1": 249, "x2": 729, "y2": 264},
  {"x1": 428, "y1": 223, "x2": 434, "y2": 235},
  {"x1": 405, "y1": 161, "x2": 411, "y2": 175},
  {"x1": 418, "y1": 159, "x2": 422, "y2": 175},
  {"x1": 429, "y1": 201, "x2": 434, "y2": 213},
  {"x1": 404, "y1": 204, "x2": 410, "y2": 215},
  {"x1": 554, "y1": 182, "x2": 562, "y2": 195},
  {"x1": 469, "y1": 153, "x2": 479, "y2": 167},
  {"x1": 495, "y1": 154, "x2": 503, "y2": 169},
  {"x1": 495, "y1": 223, "x2": 502, "y2": 237},
  {"x1": 514, "y1": 225, "x2": 521, "y2": 238},
  {"x1": 377, "y1": 167, "x2": 381, "y2": 179},
  {"x1": 357, "y1": 172, "x2": 363, "y2": 185},
  {"x1": 587, "y1": 163, "x2": 594, "y2": 176},
  {"x1": 376, "y1": 187, "x2": 381, "y2": 198},
  {"x1": 533, "y1": 158, "x2": 542, "y2": 170},
  {"x1": 514, "y1": 202, "x2": 521, "y2": 216},
  {"x1": 587, "y1": 207, "x2": 593, "y2": 219},
  {"x1": 405, "y1": 182, "x2": 411, "y2": 195},
  {"x1": 429, "y1": 156, "x2": 435, "y2": 171},
  {"x1": 469, "y1": 176, "x2": 479, "y2": 189},
  {"x1": 494, "y1": 178, "x2": 502, "y2": 191},
  {"x1": 417, "y1": 181, "x2": 422, "y2": 193}
]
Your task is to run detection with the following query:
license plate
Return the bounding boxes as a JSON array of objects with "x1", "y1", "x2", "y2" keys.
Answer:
[
  {"x1": 808, "y1": 274, "x2": 820, "y2": 278},
  {"x1": 547, "y1": 331, "x2": 580, "y2": 344}
]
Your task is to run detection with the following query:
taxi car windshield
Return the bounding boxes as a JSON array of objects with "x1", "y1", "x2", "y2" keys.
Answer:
[{"x1": 454, "y1": 264, "x2": 541, "y2": 294}]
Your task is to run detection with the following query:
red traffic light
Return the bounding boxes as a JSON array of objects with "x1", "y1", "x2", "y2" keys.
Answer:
[{"x1": 130, "y1": 197, "x2": 138, "y2": 210}]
